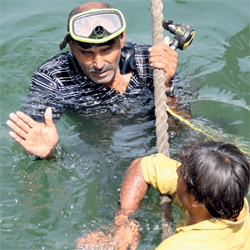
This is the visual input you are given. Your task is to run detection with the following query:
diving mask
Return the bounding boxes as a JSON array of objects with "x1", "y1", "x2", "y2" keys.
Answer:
[{"x1": 60, "y1": 8, "x2": 126, "y2": 50}]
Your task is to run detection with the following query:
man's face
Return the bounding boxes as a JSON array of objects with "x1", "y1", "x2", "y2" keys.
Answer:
[{"x1": 69, "y1": 34, "x2": 125, "y2": 85}]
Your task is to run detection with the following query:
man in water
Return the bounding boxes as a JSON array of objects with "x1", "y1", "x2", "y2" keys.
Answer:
[
  {"x1": 6, "y1": 2, "x2": 178, "y2": 159},
  {"x1": 76, "y1": 141, "x2": 250, "y2": 249},
  {"x1": 118, "y1": 141, "x2": 250, "y2": 249}
]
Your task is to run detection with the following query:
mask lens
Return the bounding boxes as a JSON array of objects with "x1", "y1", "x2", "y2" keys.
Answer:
[{"x1": 73, "y1": 12, "x2": 122, "y2": 38}]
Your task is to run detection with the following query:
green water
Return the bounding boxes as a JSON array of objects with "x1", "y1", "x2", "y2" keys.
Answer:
[{"x1": 0, "y1": 0, "x2": 249, "y2": 249}]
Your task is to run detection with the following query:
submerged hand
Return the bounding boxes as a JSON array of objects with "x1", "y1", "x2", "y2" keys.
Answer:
[
  {"x1": 148, "y1": 36, "x2": 178, "y2": 86},
  {"x1": 7, "y1": 107, "x2": 58, "y2": 159},
  {"x1": 75, "y1": 213, "x2": 140, "y2": 250},
  {"x1": 113, "y1": 213, "x2": 140, "y2": 250}
]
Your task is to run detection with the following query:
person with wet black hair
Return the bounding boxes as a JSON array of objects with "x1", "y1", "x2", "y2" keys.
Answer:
[
  {"x1": 108, "y1": 141, "x2": 250, "y2": 249},
  {"x1": 178, "y1": 142, "x2": 249, "y2": 222}
]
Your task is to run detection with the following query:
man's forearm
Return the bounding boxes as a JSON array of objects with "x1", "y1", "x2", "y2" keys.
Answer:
[{"x1": 119, "y1": 158, "x2": 148, "y2": 215}]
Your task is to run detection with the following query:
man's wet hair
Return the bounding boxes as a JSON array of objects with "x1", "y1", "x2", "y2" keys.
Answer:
[{"x1": 178, "y1": 141, "x2": 250, "y2": 220}]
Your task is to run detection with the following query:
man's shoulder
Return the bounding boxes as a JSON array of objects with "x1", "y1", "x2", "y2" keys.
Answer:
[
  {"x1": 35, "y1": 51, "x2": 83, "y2": 78},
  {"x1": 31, "y1": 51, "x2": 82, "y2": 88},
  {"x1": 128, "y1": 41, "x2": 151, "y2": 51},
  {"x1": 37, "y1": 51, "x2": 73, "y2": 72}
]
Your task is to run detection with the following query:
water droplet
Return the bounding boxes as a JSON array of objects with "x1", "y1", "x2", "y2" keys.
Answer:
[{"x1": 169, "y1": 131, "x2": 176, "y2": 138}]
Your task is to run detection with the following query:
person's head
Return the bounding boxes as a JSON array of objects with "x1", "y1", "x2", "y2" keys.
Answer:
[
  {"x1": 59, "y1": 2, "x2": 126, "y2": 84},
  {"x1": 177, "y1": 141, "x2": 250, "y2": 220}
]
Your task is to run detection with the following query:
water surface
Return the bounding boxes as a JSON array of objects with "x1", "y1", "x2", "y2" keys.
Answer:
[{"x1": 1, "y1": 0, "x2": 249, "y2": 249}]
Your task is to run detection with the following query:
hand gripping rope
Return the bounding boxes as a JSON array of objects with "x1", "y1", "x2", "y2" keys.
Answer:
[{"x1": 150, "y1": 0, "x2": 195, "y2": 240}]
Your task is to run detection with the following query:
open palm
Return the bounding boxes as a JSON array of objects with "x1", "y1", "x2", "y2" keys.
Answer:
[{"x1": 7, "y1": 107, "x2": 58, "y2": 159}]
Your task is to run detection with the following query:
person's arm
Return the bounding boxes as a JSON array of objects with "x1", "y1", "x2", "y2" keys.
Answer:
[
  {"x1": 119, "y1": 158, "x2": 148, "y2": 216},
  {"x1": 76, "y1": 155, "x2": 179, "y2": 249},
  {"x1": 7, "y1": 107, "x2": 59, "y2": 159},
  {"x1": 76, "y1": 158, "x2": 146, "y2": 250},
  {"x1": 119, "y1": 153, "x2": 180, "y2": 217},
  {"x1": 7, "y1": 58, "x2": 68, "y2": 159}
]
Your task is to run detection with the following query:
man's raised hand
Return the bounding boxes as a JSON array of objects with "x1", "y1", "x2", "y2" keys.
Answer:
[{"x1": 7, "y1": 107, "x2": 58, "y2": 159}]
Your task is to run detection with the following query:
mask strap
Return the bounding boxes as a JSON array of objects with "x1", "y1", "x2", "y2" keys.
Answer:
[{"x1": 59, "y1": 33, "x2": 72, "y2": 50}]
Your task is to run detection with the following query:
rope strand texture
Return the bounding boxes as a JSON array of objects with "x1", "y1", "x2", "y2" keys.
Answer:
[{"x1": 151, "y1": 0, "x2": 173, "y2": 240}]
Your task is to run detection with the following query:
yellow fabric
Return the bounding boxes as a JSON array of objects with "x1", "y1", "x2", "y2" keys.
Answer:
[
  {"x1": 140, "y1": 153, "x2": 250, "y2": 250},
  {"x1": 141, "y1": 153, "x2": 181, "y2": 196}
]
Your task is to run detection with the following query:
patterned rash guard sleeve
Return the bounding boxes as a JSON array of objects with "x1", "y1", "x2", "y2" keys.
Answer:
[{"x1": 20, "y1": 68, "x2": 66, "y2": 123}]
